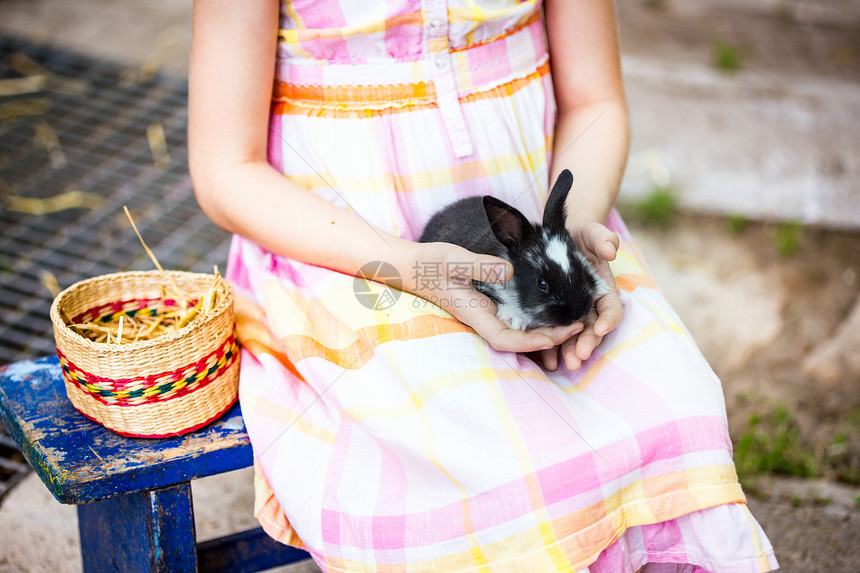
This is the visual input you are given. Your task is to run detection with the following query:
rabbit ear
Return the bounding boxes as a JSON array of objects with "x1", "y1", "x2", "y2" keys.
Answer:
[
  {"x1": 483, "y1": 196, "x2": 534, "y2": 252},
  {"x1": 543, "y1": 169, "x2": 573, "y2": 232}
]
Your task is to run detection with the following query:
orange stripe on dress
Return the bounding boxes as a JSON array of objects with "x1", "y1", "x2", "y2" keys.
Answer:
[
  {"x1": 241, "y1": 339, "x2": 306, "y2": 383},
  {"x1": 272, "y1": 81, "x2": 434, "y2": 107},
  {"x1": 280, "y1": 314, "x2": 474, "y2": 370},
  {"x1": 383, "y1": 10, "x2": 424, "y2": 31},
  {"x1": 614, "y1": 273, "x2": 658, "y2": 293},
  {"x1": 272, "y1": 61, "x2": 550, "y2": 114},
  {"x1": 234, "y1": 293, "x2": 307, "y2": 382}
]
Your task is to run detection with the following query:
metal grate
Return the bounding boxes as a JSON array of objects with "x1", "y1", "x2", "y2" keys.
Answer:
[
  {"x1": 0, "y1": 35, "x2": 232, "y2": 502},
  {"x1": 0, "y1": 35, "x2": 232, "y2": 366},
  {"x1": 0, "y1": 431, "x2": 29, "y2": 501}
]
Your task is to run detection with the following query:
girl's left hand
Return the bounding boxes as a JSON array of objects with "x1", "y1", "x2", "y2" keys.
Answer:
[{"x1": 538, "y1": 221, "x2": 623, "y2": 371}]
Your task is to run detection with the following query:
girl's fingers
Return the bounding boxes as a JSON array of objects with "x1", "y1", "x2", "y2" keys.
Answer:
[
  {"x1": 530, "y1": 322, "x2": 584, "y2": 346},
  {"x1": 486, "y1": 328, "x2": 556, "y2": 353},
  {"x1": 597, "y1": 231, "x2": 619, "y2": 262},
  {"x1": 593, "y1": 291, "x2": 623, "y2": 337},
  {"x1": 575, "y1": 324, "x2": 604, "y2": 362},
  {"x1": 577, "y1": 289, "x2": 624, "y2": 359},
  {"x1": 459, "y1": 305, "x2": 584, "y2": 354},
  {"x1": 460, "y1": 305, "x2": 555, "y2": 353},
  {"x1": 540, "y1": 347, "x2": 559, "y2": 371},
  {"x1": 561, "y1": 337, "x2": 582, "y2": 371},
  {"x1": 571, "y1": 223, "x2": 618, "y2": 260}
]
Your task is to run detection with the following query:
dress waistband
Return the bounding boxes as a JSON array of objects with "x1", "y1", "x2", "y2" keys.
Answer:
[{"x1": 273, "y1": 15, "x2": 548, "y2": 108}]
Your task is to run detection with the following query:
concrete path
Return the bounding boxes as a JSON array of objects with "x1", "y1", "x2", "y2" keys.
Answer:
[{"x1": 616, "y1": 0, "x2": 860, "y2": 228}]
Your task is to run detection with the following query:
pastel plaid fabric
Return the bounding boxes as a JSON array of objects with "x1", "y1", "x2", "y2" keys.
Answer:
[{"x1": 227, "y1": 1, "x2": 778, "y2": 571}]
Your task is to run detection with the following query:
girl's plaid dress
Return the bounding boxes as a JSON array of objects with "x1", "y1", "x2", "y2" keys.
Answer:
[{"x1": 227, "y1": 1, "x2": 779, "y2": 571}]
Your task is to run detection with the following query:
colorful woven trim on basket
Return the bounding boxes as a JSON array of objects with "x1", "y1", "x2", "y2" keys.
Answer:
[
  {"x1": 71, "y1": 297, "x2": 197, "y2": 325},
  {"x1": 57, "y1": 333, "x2": 238, "y2": 407}
]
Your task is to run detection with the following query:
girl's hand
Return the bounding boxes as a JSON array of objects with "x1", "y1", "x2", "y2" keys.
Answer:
[
  {"x1": 538, "y1": 222, "x2": 623, "y2": 371},
  {"x1": 408, "y1": 242, "x2": 582, "y2": 354}
]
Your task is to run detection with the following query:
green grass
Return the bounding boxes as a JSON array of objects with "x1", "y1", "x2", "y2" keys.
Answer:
[
  {"x1": 635, "y1": 186, "x2": 678, "y2": 227},
  {"x1": 828, "y1": 408, "x2": 860, "y2": 485},
  {"x1": 726, "y1": 213, "x2": 749, "y2": 236},
  {"x1": 773, "y1": 219, "x2": 803, "y2": 258},
  {"x1": 712, "y1": 39, "x2": 743, "y2": 74},
  {"x1": 733, "y1": 405, "x2": 819, "y2": 484}
]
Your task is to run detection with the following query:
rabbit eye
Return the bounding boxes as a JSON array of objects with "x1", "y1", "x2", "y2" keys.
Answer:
[{"x1": 536, "y1": 278, "x2": 549, "y2": 293}]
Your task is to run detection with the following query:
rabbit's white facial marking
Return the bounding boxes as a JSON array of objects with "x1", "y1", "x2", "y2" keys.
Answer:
[
  {"x1": 524, "y1": 248, "x2": 542, "y2": 269},
  {"x1": 544, "y1": 235, "x2": 570, "y2": 273}
]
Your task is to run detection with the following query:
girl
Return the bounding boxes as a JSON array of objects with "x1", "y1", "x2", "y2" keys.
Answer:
[{"x1": 189, "y1": 1, "x2": 778, "y2": 571}]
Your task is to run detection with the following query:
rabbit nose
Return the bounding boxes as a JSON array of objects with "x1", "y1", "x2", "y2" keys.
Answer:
[
  {"x1": 567, "y1": 300, "x2": 593, "y2": 323},
  {"x1": 543, "y1": 301, "x2": 588, "y2": 327}
]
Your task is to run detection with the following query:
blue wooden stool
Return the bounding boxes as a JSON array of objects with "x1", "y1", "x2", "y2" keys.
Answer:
[{"x1": 0, "y1": 356, "x2": 312, "y2": 572}]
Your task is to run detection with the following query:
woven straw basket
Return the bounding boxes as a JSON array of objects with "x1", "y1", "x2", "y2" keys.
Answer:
[{"x1": 50, "y1": 270, "x2": 239, "y2": 438}]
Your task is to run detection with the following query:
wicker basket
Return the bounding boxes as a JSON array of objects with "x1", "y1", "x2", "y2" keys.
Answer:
[{"x1": 50, "y1": 270, "x2": 239, "y2": 438}]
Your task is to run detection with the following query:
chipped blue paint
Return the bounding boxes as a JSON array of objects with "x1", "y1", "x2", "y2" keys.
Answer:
[
  {"x1": 1, "y1": 359, "x2": 50, "y2": 385},
  {"x1": 223, "y1": 415, "x2": 245, "y2": 431},
  {"x1": 78, "y1": 484, "x2": 197, "y2": 572},
  {"x1": 43, "y1": 446, "x2": 67, "y2": 462},
  {"x1": 150, "y1": 493, "x2": 162, "y2": 565}
]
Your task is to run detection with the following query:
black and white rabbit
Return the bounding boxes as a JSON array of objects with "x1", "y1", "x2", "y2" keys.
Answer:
[{"x1": 418, "y1": 169, "x2": 609, "y2": 331}]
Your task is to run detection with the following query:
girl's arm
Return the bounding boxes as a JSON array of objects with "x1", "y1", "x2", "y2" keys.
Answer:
[
  {"x1": 188, "y1": 0, "x2": 579, "y2": 353},
  {"x1": 188, "y1": 1, "x2": 402, "y2": 277},
  {"x1": 544, "y1": 0, "x2": 630, "y2": 370}
]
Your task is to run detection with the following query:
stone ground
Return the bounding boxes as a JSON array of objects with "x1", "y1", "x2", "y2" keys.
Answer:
[{"x1": 1, "y1": 0, "x2": 858, "y2": 571}]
